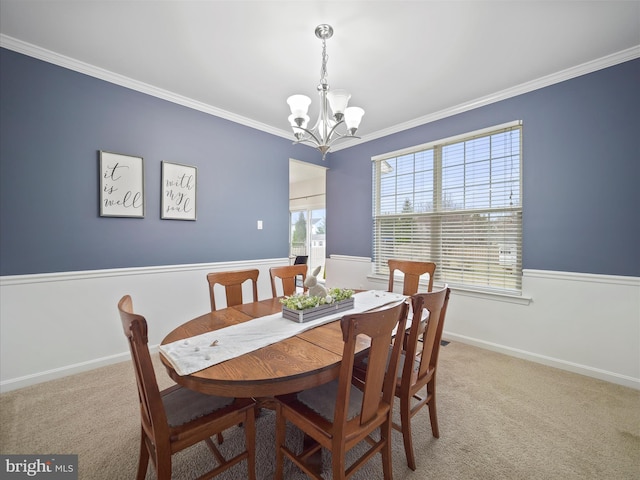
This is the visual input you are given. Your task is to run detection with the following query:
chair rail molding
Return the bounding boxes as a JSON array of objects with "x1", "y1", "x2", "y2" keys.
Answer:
[
  {"x1": 1, "y1": 259, "x2": 638, "y2": 392},
  {"x1": 0, "y1": 258, "x2": 289, "y2": 392},
  {"x1": 325, "y1": 255, "x2": 639, "y2": 390}
]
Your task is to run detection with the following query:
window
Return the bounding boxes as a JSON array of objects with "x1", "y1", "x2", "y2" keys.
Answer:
[
  {"x1": 373, "y1": 122, "x2": 522, "y2": 294},
  {"x1": 290, "y1": 208, "x2": 326, "y2": 270}
]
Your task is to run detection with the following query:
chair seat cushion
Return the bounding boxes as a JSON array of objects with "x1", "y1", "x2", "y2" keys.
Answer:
[
  {"x1": 162, "y1": 385, "x2": 234, "y2": 427},
  {"x1": 356, "y1": 347, "x2": 415, "y2": 379},
  {"x1": 296, "y1": 380, "x2": 363, "y2": 421},
  {"x1": 397, "y1": 351, "x2": 420, "y2": 378}
]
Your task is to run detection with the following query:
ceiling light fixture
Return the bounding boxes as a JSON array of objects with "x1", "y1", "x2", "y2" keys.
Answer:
[{"x1": 286, "y1": 24, "x2": 365, "y2": 160}]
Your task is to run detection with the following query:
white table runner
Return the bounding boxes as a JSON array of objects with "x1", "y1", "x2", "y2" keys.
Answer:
[{"x1": 159, "y1": 290, "x2": 406, "y2": 376}]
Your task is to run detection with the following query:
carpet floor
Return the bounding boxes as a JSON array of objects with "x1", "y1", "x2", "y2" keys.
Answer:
[{"x1": 1, "y1": 341, "x2": 639, "y2": 479}]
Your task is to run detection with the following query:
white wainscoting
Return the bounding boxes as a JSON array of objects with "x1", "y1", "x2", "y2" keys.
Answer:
[
  {"x1": 2, "y1": 256, "x2": 638, "y2": 392},
  {"x1": 0, "y1": 258, "x2": 289, "y2": 392},
  {"x1": 325, "y1": 255, "x2": 640, "y2": 390}
]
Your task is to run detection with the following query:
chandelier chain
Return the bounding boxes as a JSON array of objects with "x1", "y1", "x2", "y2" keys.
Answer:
[{"x1": 320, "y1": 38, "x2": 328, "y2": 88}]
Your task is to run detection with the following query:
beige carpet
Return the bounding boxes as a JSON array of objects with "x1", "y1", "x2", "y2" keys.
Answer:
[{"x1": 1, "y1": 342, "x2": 639, "y2": 479}]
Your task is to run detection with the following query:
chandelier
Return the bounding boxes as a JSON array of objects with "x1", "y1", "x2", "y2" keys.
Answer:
[{"x1": 286, "y1": 24, "x2": 365, "y2": 160}]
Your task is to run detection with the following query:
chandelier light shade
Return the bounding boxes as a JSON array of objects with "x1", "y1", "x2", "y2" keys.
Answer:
[{"x1": 286, "y1": 24, "x2": 364, "y2": 160}]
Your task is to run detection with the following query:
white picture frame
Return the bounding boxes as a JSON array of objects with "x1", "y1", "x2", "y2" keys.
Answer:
[
  {"x1": 161, "y1": 161, "x2": 197, "y2": 220},
  {"x1": 99, "y1": 151, "x2": 145, "y2": 218}
]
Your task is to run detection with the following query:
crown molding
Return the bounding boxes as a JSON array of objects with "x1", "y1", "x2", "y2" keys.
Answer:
[
  {"x1": 0, "y1": 34, "x2": 292, "y2": 140},
  {"x1": 2, "y1": 34, "x2": 638, "y2": 148},
  {"x1": 334, "y1": 44, "x2": 640, "y2": 151}
]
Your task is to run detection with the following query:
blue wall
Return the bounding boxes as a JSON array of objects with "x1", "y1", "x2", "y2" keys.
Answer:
[
  {"x1": 325, "y1": 59, "x2": 640, "y2": 277},
  {"x1": 0, "y1": 48, "x2": 321, "y2": 275},
  {"x1": 1, "y1": 48, "x2": 639, "y2": 277}
]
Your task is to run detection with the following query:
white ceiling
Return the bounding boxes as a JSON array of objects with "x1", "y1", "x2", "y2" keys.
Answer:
[
  {"x1": 290, "y1": 159, "x2": 327, "y2": 185},
  {"x1": 1, "y1": 0, "x2": 639, "y2": 151}
]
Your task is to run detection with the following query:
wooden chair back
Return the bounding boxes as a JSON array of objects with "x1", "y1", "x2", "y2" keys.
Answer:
[
  {"x1": 269, "y1": 265, "x2": 308, "y2": 297},
  {"x1": 409, "y1": 286, "x2": 451, "y2": 385},
  {"x1": 118, "y1": 295, "x2": 168, "y2": 443},
  {"x1": 274, "y1": 300, "x2": 409, "y2": 479},
  {"x1": 206, "y1": 269, "x2": 259, "y2": 311},
  {"x1": 388, "y1": 259, "x2": 436, "y2": 295},
  {"x1": 396, "y1": 285, "x2": 451, "y2": 470},
  {"x1": 118, "y1": 295, "x2": 257, "y2": 479},
  {"x1": 337, "y1": 300, "x2": 409, "y2": 428}
]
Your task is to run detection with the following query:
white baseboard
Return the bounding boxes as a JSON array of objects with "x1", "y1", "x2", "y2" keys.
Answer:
[
  {"x1": 0, "y1": 346, "x2": 168, "y2": 393},
  {"x1": 444, "y1": 333, "x2": 640, "y2": 390},
  {"x1": 0, "y1": 258, "x2": 287, "y2": 393},
  {"x1": 0, "y1": 352, "x2": 130, "y2": 393},
  {"x1": 327, "y1": 256, "x2": 640, "y2": 391}
]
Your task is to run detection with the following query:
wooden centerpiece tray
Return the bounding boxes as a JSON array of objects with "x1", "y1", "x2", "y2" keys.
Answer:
[{"x1": 282, "y1": 297, "x2": 355, "y2": 323}]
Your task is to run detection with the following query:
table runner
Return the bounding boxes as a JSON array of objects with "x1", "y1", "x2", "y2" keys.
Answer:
[{"x1": 159, "y1": 290, "x2": 405, "y2": 376}]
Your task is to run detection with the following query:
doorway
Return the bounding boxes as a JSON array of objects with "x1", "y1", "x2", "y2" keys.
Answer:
[{"x1": 289, "y1": 160, "x2": 327, "y2": 272}]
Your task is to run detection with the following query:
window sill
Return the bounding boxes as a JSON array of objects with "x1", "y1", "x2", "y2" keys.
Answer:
[{"x1": 366, "y1": 274, "x2": 532, "y2": 305}]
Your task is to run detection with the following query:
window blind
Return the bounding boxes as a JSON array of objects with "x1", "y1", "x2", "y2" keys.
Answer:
[{"x1": 373, "y1": 123, "x2": 522, "y2": 293}]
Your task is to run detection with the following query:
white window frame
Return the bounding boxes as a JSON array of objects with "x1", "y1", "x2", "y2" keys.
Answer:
[{"x1": 372, "y1": 121, "x2": 523, "y2": 295}]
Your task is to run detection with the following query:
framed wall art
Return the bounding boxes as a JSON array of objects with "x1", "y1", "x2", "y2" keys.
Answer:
[
  {"x1": 99, "y1": 151, "x2": 145, "y2": 218},
  {"x1": 161, "y1": 161, "x2": 197, "y2": 220}
]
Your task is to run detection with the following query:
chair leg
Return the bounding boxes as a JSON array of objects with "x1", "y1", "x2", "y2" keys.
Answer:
[
  {"x1": 381, "y1": 420, "x2": 394, "y2": 480},
  {"x1": 400, "y1": 394, "x2": 417, "y2": 471},
  {"x1": 274, "y1": 404, "x2": 286, "y2": 480},
  {"x1": 428, "y1": 379, "x2": 440, "y2": 438},
  {"x1": 155, "y1": 452, "x2": 172, "y2": 480},
  {"x1": 331, "y1": 446, "x2": 346, "y2": 480},
  {"x1": 136, "y1": 429, "x2": 149, "y2": 480},
  {"x1": 244, "y1": 407, "x2": 257, "y2": 480}
]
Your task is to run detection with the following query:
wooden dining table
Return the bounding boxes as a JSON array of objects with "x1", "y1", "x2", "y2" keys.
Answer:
[{"x1": 159, "y1": 297, "x2": 372, "y2": 401}]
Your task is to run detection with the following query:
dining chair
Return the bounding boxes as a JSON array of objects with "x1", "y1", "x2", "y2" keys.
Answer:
[
  {"x1": 274, "y1": 299, "x2": 409, "y2": 480},
  {"x1": 355, "y1": 286, "x2": 451, "y2": 471},
  {"x1": 293, "y1": 255, "x2": 309, "y2": 265},
  {"x1": 269, "y1": 264, "x2": 308, "y2": 297},
  {"x1": 117, "y1": 295, "x2": 257, "y2": 480},
  {"x1": 206, "y1": 269, "x2": 259, "y2": 311},
  {"x1": 387, "y1": 259, "x2": 437, "y2": 295}
]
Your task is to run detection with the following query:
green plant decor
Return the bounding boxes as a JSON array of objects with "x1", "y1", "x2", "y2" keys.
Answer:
[{"x1": 280, "y1": 288, "x2": 355, "y2": 311}]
